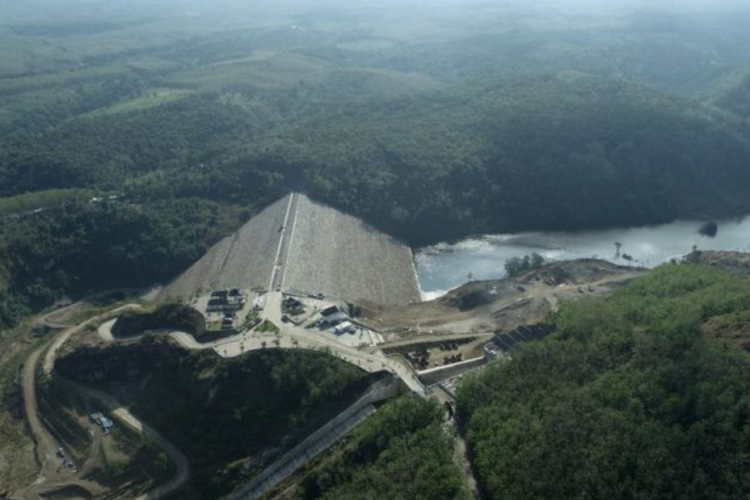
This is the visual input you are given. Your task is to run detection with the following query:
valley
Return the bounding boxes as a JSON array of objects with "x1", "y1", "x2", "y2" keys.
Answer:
[
  {"x1": 2, "y1": 196, "x2": 652, "y2": 499},
  {"x1": 2, "y1": 1, "x2": 750, "y2": 499}
]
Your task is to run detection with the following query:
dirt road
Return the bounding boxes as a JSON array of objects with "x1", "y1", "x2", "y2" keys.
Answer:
[
  {"x1": 16, "y1": 305, "x2": 189, "y2": 500},
  {"x1": 61, "y1": 378, "x2": 190, "y2": 500},
  {"x1": 19, "y1": 346, "x2": 59, "y2": 491},
  {"x1": 18, "y1": 306, "x2": 121, "y2": 496}
]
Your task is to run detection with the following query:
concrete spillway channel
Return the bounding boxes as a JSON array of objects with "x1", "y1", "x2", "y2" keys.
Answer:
[
  {"x1": 226, "y1": 378, "x2": 405, "y2": 500},
  {"x1": 230, "y1": 405, "x2": 376, "y2": 500}
]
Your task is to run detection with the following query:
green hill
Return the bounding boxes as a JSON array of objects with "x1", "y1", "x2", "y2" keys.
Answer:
[
  {"x1": 457, "y1": 263, "x2": 750, "y2": 500},
  {"x1": 706, "y1": 67, "x2": 750, "y2": 122},
  {"x1": 3, "y1": 2, "x2": 750, "y2": 327},
  {"x1": 3, "y1": 73, "x2": 750, "y2": 327},
  {"x1": 272, "y1": 397, "x2": 469, "y2": 500},
  {"x1": 248, "y1": 74, "x2": 750, "y2": 243}
]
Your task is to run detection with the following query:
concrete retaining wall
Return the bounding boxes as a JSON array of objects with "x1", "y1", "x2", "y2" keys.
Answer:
[{"x1": 418, "y1": 356, "x2": 488, "y2": 386}]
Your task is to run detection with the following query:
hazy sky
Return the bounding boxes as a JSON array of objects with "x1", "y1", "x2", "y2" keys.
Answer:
[{"x1": 2, "y1": 0, "x2": 750, "y2": 35}]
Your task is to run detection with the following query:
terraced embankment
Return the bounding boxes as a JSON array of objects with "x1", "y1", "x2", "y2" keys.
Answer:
[
  {"x1": 283, "y1": 194, "x2": 421, "y2": 305},
  {"x1": 159, "y1": 195, "x2": 291, "y2": 299},
  {"x1": 160, "y1": 193, "x2": 421, "y2": 306}
]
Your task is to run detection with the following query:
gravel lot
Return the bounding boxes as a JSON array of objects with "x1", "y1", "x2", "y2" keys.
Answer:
[
  {"x1": 160, "y1": 195, "x2": 290, "y2": 299},
  {"x1": 283, "y1": 195, "x2": 421, "y2": 306}
]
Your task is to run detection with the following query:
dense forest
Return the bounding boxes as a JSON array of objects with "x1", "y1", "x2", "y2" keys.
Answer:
[
  {"x1": 2, "y1": 0, "x2": 750, "y2": 326},
  {"x1": 0, "y1": 198, "x2": 247, "y2": 326},
  {"x1": 287, "y1": 397, "x2": 469, "y2": 500},
  {"x1": 457, "y1": 264, "x2": 750, "y2": 500}
]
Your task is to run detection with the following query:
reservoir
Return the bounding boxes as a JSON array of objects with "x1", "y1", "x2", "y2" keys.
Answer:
[{"x1": 415, "y1": 216, "x2": 750, "y2": 300}]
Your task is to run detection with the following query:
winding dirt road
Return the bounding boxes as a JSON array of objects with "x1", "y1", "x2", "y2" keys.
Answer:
[{"x1": 15, "y1": 305, "x2": 190, "y2": 500}]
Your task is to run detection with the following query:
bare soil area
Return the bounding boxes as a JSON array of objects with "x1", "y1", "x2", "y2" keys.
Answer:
[
  {"x1": 362, "y1": 259, "x2": 645, "y2": 340},
  {"x1": 687, "y1": 250, "x2": 750, "y2": 279},
  {"x1": 383, "y1": 336, "x2": 491, "y2": 370}
]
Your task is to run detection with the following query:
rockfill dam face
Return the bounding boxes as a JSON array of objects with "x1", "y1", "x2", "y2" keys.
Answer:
[{"x1": 161, "y1": 193, "x2": 421, "y2": 306}]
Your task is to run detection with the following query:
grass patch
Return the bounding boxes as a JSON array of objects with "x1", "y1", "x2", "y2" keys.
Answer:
[
  {"x1": 240, "y1": 310, "x2": 260, "y2": 329},
  {"x1": 206, "y1": 320, "x2": 223, "y2": 332},
  {"x1": 255, "y1": 319, "x2": 279, "y2": 334},
  {"x1": 0, "y1": 188, "x2": 96, "y2": 218},
  {"x1": 86, "y1": 88, "x2": 192, "y2": 117}
]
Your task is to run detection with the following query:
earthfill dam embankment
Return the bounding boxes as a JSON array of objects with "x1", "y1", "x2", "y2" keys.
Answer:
[{"x1": 160, "y1": 193, "x2": 421, "y2": 306}]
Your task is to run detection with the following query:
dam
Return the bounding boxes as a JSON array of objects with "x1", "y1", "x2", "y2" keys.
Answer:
[{"x1": 160, "y1": 193, "x2": 421, "y2": 306}]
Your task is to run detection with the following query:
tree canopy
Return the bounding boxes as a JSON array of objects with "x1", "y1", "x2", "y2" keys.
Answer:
[{"x1": 457, "y1": 264, "x2": 750, "y2": 500}]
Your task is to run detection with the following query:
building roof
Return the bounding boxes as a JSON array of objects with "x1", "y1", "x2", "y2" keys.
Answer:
[{"x1": 320, "y1": 305, "x2": 340, "y2": 317}]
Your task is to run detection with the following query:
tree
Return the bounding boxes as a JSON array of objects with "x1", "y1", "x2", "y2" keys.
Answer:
[
  {"x1": 458, "y1": 265, "x2": 750, "y2": 500},
  {"x1": 505, "y1": 253, "x2": 546, "y2": 277}
]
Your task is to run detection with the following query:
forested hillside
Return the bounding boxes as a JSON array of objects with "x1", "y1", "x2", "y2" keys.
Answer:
[
  {"x1": 3, "y1": 0, "x2": 750, "y2": 326},
  {"x1": 281, "y1": 397, "x2": 469, "y2": 500},
  {"x1": 457, "y1": 264, "x2": 750, "y2": 500},
  {"x1": 706, "y1": 67, "x2": 750, "y2": 124},
  {"x1": 57, "y1": 339, "x2": 374, "y2": 499}
]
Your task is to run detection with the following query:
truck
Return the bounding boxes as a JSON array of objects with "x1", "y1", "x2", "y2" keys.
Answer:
[{"x1": 333, "y1": 321, "x2": 355, "y2": 335}]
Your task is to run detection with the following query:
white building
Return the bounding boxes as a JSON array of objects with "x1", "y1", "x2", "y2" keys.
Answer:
[{"x1": 333, "y1": 321, "x2": 355, "y2": 335}]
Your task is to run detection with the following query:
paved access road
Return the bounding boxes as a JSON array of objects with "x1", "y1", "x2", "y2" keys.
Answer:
[
  {"x1": 96, "y1": 292, "x2": 426, "y2": 396},
  {"x1": 269, "y1": 193, "x2": 300, "y2": 293},
  {"x1": 269, "y1": 290, "x2": 425, "y2": 392},
  {"x1": 62, "y1": 379, "x2": 190, "y2": 500}
]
